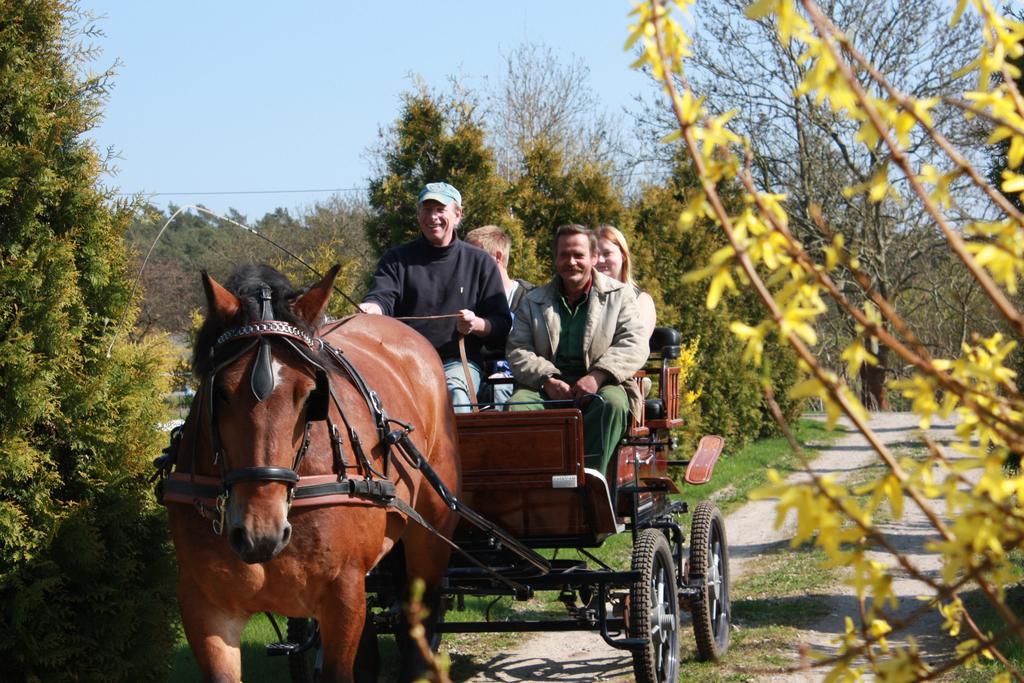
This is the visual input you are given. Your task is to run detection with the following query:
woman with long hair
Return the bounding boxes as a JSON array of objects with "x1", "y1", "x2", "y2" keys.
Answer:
[{"x1": 594, "y1": 225, "x2": 656, "y2": 339}]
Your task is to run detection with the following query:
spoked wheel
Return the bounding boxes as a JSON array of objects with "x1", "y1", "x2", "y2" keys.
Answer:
[
  {"x1": 629, "y1": 528, "x2": 681, "y2": 683},
  {"x1": 428, "y1": 596, "x2": 448, "y2": 652},
  {"x1": 689, "y1": 500, "x2": 731, "y2": 661},
  {"x1": 285, "y1": 617, "x2": 322, "y2": 683}
]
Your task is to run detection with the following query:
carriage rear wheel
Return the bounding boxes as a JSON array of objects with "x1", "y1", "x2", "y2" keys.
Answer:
[
  {"x1": 285, "y1": 617, "x2": 321, "y2": 683},
  {"x1": 689, "y1": 500, "x2": 731, "y2": 661},
  {"x1": 629, "y1": 528, "x2": 681, "y2": 683}
]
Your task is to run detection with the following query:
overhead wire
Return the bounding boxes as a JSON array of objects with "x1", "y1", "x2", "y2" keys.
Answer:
[{"x1": 105, "y1": 204, "x2": 362, "y2": 358}]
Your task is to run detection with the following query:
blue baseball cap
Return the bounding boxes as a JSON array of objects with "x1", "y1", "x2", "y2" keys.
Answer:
[{"x1": 417, "y1": 182, "x2": 462, "y2": 208}]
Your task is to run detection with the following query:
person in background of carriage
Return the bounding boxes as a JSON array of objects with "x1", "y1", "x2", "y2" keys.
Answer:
[
  {"x1": 359, "y1": 182, "x2": 512, "y2": 413},
  {"x1": 594, "y1": 224, "x2": 657, "y2": 339},
  {"x1": 464, "y1": 224, "x2": 534, "y2": 408},
  {"x1": 506, "y1": 224, "x2": 648, "y2": 473}
]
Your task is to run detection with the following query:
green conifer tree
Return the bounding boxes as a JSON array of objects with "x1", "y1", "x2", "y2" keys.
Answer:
[
  {"x1": 0, "y1": 2, "x2": 177, "y2": 679},
  {"x1": 508, "y1": 137, "x2": 625, "y2": 283},
  {"x1": 631, "y1": 154, "x2": 802, "y2": 448}
]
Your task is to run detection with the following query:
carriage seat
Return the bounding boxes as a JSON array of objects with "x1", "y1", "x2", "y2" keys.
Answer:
[
  {"x1": 636, "y1": 327, "x2": 682, "y2": 427},
  {"x1": 644, "y1": 398, "x2": 665, "y2": 421},
  {"x1": 650, "y1": 326, "x2": 681, "y2": 354}
]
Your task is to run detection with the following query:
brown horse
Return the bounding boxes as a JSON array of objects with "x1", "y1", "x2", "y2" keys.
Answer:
[{"x1": 162, "y1": 264, "x2": 460, "y2": 682}]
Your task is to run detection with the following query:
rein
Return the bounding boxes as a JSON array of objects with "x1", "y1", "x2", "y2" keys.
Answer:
[
  {"x1": 107, "y1": 205, "x2": 364, "y2": 359},
  {"x1": 394, "y1": 312, "x2": 479, "y2": 413}
]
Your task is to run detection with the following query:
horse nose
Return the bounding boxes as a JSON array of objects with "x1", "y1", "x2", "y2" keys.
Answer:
[
  {"x1": 228, "y1": 522, "x2": 292, "y2": 564},
  {"x1": 228, "y1": 525, "x2": 255, "y2": 557}
]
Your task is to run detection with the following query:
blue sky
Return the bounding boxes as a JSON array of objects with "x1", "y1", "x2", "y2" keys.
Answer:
[{"x1": 83, "y1": 1, "x2": 654, "y2": 220}]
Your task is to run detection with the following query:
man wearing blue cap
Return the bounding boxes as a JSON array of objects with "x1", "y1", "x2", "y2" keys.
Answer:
[{"x1": 360, "y1": 182, "x2": 512, "y2": 413}]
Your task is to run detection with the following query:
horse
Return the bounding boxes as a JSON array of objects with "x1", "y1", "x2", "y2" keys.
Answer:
[{"x1": 160, "y1": 263, "x2": 461, "y2": 682}]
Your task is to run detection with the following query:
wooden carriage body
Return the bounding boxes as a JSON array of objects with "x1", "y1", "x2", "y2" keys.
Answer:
[{"x1": 452, "y1": 327, "x2": 723, "y2": 549}]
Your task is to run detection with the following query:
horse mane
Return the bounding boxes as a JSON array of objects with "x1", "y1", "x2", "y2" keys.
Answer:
[{"x1": 192, "y1": 264, "x2": 316, "y2": 378}]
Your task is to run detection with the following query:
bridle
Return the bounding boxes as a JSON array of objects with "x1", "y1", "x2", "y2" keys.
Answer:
[
  {"x1": 201, "y1": 286, "x2": 331, "y2": 503},
  {"x1": 155, "y1": 286, "x2": 403, "y2": 534},
  {"x1": 203, "y1": 320, "x2": 320, "y2": 499}
]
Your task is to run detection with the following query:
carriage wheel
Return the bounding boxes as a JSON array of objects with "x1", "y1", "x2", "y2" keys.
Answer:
[
  {"x1": 285, "y1": 617, "x2": 322, "y2": 683},
  {"x1": 629, "y1": 528, "x2": 681, "y2": 683},
  {"x1": 689, "y1": 500, "x2": 731, "y2": 661},
  {"x1": 428, "y1": 595, "x2": 448, "y2": 652}
]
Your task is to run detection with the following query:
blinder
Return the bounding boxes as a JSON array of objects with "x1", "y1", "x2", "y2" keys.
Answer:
[
  {"x1": 250, "y1": 285, "x2": 276, "y2": 402},
  {"x1": 306, "y1": 370, "x2": 330, "y2": 422}
]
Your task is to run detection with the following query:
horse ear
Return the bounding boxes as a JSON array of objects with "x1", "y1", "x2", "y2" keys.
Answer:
[
  {"x1": 202, "y1": 271, "x2": 241, "y2": 323},
  {"x1": 292, "y1": 264, "x2": 341, "y2": 326}
]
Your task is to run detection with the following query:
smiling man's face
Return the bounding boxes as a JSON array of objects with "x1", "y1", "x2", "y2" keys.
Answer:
[
  {"x1": 417, "y1": 200, "x2": 461, "y2": 246},
  {"x1": 555, "y1": 233, "x2": 597, "y2": 296}
]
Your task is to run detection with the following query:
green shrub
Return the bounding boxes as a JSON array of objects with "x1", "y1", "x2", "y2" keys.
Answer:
[{"x1": 0, "y1": 2, "x2": 177, "y2": 679}]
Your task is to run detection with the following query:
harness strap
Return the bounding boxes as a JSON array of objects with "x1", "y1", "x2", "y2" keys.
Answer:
[
  {"x1": 158, "y1": 469, "x2": 532, "y2": 595},
  {"x1": 160, "y1": 473, "x2": 396, "y2": 510},
  {"x1": 458, "y1": 335, "x2": 479, "y2": 412},
  {"x1": 223, "y1": 466, "x2": 300, "y2": 487},
  {"x1": 320, "y1": 341, "x2": 391, "y2": 441},
  {"x1": 326, "y1": 420, "x2": 350, "y2": 473}
]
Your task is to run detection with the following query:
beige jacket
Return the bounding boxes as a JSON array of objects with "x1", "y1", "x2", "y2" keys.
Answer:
[{"x1": 506, "y1": 270, "x2": 650, "y2": 421}]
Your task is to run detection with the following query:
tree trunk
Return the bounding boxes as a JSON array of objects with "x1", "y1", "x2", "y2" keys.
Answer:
[{"x1": 859, "y1": 339, "x2": 889, "y2": 410}]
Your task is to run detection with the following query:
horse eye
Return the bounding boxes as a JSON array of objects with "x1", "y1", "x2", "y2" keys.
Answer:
[{"x1": 214, "y1": 384, "x2": 231, "y2": 406}]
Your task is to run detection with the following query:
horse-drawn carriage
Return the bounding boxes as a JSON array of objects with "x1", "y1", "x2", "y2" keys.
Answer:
[{"x1": 156, "y1": 266, "x2": 730, "y2": 683}]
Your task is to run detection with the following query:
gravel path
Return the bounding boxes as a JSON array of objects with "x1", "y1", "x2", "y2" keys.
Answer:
[
  {"x1": 455, "y1": 412, "x2": 958, "y2": 682},
  {"x1": 755, "y1": 412, "x2": 960, "y2": 681}
]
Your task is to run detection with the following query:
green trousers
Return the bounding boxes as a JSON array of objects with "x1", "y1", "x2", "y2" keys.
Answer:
[{"x1": 508, "y1": 384, "x2": 630, "y2": 475}]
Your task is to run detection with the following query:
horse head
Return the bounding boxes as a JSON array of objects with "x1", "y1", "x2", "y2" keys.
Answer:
[{"x1": 195, "y1": 264, "x2": 339, "y2": 564}]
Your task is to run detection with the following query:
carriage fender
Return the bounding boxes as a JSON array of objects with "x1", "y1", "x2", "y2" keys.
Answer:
[{"x1": 684, "y1": 435, "x2": 725, "y2": 485}]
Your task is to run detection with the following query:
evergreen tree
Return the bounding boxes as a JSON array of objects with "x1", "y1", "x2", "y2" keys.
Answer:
[
  {"x1": 630, "y1": 154, "x2": 802, "y2": 449},
  {"x1": 508, "y1": 137, "x2": 625, "y2": 283},
  {"x1": 0, "y1": 2, "x2": 177, "y2": 679},
  {"x1": 366, "y1": 87, "x2": 508, "y2": 256}
]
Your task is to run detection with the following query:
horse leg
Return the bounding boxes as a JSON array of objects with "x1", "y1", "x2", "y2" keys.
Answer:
[
  {"x1": 395, "y1": 524, "x2": 452, "y2": 683},
  {"x1": 178, "y1": 589, "x2": 247, "y2": 683},
  {"x1": 317, "y1": 571, "x2": 371, "y2": 683}
]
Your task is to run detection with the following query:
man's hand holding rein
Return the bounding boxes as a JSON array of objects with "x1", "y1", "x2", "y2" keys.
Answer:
[
  {"x1": 359, "y1": 302, "x2": 383, "y2": 315},
  {"x1": 457, "y1": 309, "x2": 491, "y2": 337}
]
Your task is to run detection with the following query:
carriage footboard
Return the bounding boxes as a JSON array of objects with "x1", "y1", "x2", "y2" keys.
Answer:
[{"x1": 437, "y1": 569, "x2": 649, "y2": 651}]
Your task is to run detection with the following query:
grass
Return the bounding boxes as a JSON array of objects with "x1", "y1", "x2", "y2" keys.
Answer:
[
  {"x1": 945, "y1": 553, "x2": 1024, "y2": 682},
  {"x1": 167, "y1": 614, "x2": 292, "y2": 683},
  {"x1": 696, "y1": 418, "x2": 843, "y2": 513},
  {"x1": 166, "y1": 417, "x2": 843, "y2": 680},
  {"x1": 673, "y1": 540, "x2": 836, "y2": 682}
]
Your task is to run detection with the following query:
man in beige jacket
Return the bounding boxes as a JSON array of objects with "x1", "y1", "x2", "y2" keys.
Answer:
[{"x1": 506, "y1": 224, "x2": 649, "y2": 474}]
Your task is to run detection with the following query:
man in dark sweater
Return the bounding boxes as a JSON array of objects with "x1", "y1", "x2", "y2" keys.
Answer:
[{"x1": 359, "y1": 182, "x2": 512, "y2": 412}]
